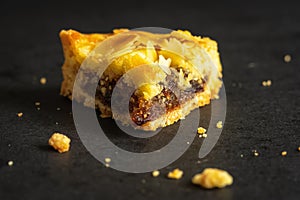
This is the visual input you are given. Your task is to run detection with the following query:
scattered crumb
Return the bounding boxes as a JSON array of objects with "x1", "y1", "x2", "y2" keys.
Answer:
[
  {"x1": 40, "y1": 77, "x2": 47, "y2": 85},
  {"x1": 141, "y1": 179, "x2": 146, "y2": 184},
  {"x1": 152, "y1": 170, "x2": 160, "y2": 177},
  {"x1": 167, "y1": 168, "x2": 183, "y2": 180},
  {"x1": 197, "y1": 127, "x2": 207, "y2": 134},
  {"x1": 105, "y1": 157, "x2": 111, "y2": 163},
  {"x1": 17, "y1": 112, "x2": 23, "y2": 117},
  {"x1": 284, "y1": 54, "x2": 292, "y2": 63},
  {"x1": 56, "y1": 107, "x2": 61, "y2": 111},
  {"x1": 262, "y1": 80, "x2": 272, "y2": 87},
  {"x1": 298, "y1": 147, "x2": 300, "y2": 152},
  {"x1": 35, "y1": 102, "x2": 41, "y2": 106},
  {"x1": 37, "y1": 107, "x2": 41, "y2": 111},
  {"x1": 55, "y1": 122, "x2": 59, "y2": 125},
  {"x1": 105, "y1": 163, "x2": 110, "y2": 167},
  {"x1": 8, "y1": 160, "x2": 14, "y2": 166},
  {"x1": 192, "y1": 168, "x2": 233, "y2": 189},
  {"x1": 216, "y1": 121, "x2": 223, "y2": 129},
  {"x1": 187, "y1": 141, "x2": 190, "y2": 145},
  {"x1": 281, "y1": 151, "x2": 287, "y2": 156},
  {"x1": 48, "y1": 133, "x2": 71, "y2": 153},
  {"x1": 240, "y1": 154, "x2": 244, "y2": 158},
  {"x1": 202, "y1": 134, "x2": 208, "y2": 138},
  {"x1": 253, "y1": 150, "x2": 259, "y2": 157}
]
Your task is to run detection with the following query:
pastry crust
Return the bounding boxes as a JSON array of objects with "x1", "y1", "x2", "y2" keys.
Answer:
[{"x1": 59, "y1": 29, "x2": 223, "y2": 131}]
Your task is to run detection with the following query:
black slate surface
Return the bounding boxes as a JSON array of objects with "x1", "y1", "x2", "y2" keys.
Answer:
[{"x1": 1, "y1": 0, "x2": 300, "y2": 199}]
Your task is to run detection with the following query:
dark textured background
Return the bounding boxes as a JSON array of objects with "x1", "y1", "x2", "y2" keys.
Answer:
[{"x1": 1, "y1": 0, "x2": 300, "y2": 199}]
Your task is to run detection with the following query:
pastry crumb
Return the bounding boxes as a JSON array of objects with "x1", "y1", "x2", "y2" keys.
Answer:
[
  {"x1": 216, "y1": 121, "x2": 223, "y2": 129},
  {"x1": 167, "y1": 168, "x2": 183, "y2": 180},
  {"x1": 8, "y1": 160, "x2": 14, "y2": 166},
  {"x1": 17, "y1": 112, "x2": 23, "y2": 117},
  {"x1": 298, "y1": 147, "x2": 300, "y2": 152},
  {"x1": 197, "y1": 127, "x2": 207, "y2": 134},
  {"x1": 105, "y1": 157, "x2": 111, "y2": 163},
  {"x1": 262, "y1": 80, "x2": 272, "y2": 87},
  {"x1": 281, "y1": 151, "x2": 287, "y2": 156},
  {"x1": 253, "y1": 150, "x2": 259, "y2": 157},
  {"x1": 283, "y1": 54, "x2": 292, "y2": 63},
  {"x1": 152, "y1": 170, "x2": 160, "y2": 177},
  {"x1": 40, "y1": 77, "x2": 47, "y2": 85},
  {"x1": 56, "y1": 107, "x2": 61, "y2": 111},
  {"x1": 192, "y1": 168, "x2": 233, "y2": 189},
  {"x1": 35, "y1": 101, "x2": 41, "y2": 106},
  {"x1": 48, "y1": 133, "x2": 71, "y2": 153}
]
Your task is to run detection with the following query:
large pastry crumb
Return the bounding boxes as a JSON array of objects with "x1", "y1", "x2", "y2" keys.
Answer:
[
  {"x1": 167, "y1": 168, "x2": 183, "y2": 180},
  {"x1": 17, "y1": 112, "x2": 23, "y2": 117},
  {"x1": 48, "y1": 133, "x2": 71, "y2": 153},
  {"x1": 192, "y1": 168, "x2": 233, "y2": 189},
  {"x1": 298, "y1": 147, "x2": 300, "y2": 152}
]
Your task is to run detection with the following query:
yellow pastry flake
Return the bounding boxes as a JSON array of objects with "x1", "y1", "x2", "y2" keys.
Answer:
[
  {"x1": 197, "y1": 127, "x2": 207, "y2": 134},
  {"x1": 48, "y1": 133, "x2": 71, "y2": 153},
  {"x1": 167, "y1": 168, "x2": 183, "y2": 180},
  {"x1": 192, "y1": 168, "x2": 233, "y2": 189}
]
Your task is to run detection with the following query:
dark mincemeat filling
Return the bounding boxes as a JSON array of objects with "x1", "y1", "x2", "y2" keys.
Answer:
[{"x1": 95, "y1": 70, "x2": 205, "y2": 126}]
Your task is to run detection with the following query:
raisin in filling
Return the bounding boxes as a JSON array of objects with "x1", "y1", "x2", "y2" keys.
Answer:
[
  {"x1": 129, "y1": 79, "x2": 204, "y2": 126},
  {"x1": 95, "y1": 71, "x2": 205, "y2": 126}
]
